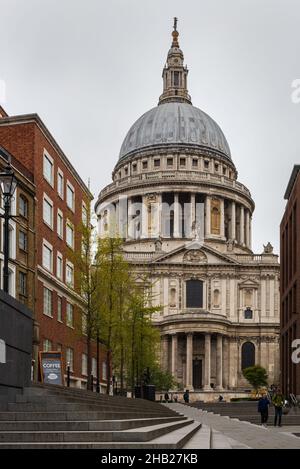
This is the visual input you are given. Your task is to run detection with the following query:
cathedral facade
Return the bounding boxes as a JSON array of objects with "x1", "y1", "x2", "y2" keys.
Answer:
[{"x1": 95, "y1": 23, "x2": 280, "y2": 396}]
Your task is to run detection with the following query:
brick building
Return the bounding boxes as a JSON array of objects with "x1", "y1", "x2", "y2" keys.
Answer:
[
  {"x1": 281, "y1": 165, "x2": 300, "y2": 398},
  {"x1": 0, "y1": 108, "x2": 108, "y2": 391}
]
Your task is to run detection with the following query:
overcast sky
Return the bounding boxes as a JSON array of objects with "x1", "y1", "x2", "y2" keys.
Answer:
[{"x1": 0, "y1": 0, "x2": 299, "y2": 253}]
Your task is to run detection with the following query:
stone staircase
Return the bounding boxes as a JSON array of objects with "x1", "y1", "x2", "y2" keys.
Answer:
[
  {"x1": 0, "y1": 384, "x2": 201, "y2": 448},
  {"x1": 189, "y1": 401, "x2": 300, "y2": 426}
]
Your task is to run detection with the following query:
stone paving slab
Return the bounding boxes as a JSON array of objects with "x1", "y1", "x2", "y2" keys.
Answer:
[{"x1": 167, "y1": 403, "x2": 300, "y2": 449}]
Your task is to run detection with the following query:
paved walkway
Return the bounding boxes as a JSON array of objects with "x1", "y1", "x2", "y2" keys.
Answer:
[{"x1": 167, "y1": 403, "x2": 300, "y2": 449}]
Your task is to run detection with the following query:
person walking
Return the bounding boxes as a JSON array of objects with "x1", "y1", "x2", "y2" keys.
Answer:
[
  {"x1": 272, "y1": 388, "x2": 284, "y2": 427},
  {"x1": 164, "y1": 392, "x2": 170, "y2": 402},
  {"x1": 183, "y1": 389, "x2": 189, "y2": 404},
  {"x1": 257, "y1": 394, "x2": 270, "y2": 426}
]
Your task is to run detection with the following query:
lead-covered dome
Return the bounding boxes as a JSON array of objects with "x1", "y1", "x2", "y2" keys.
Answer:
[{"x1": 119, "y1": 102, "x2": 231, "y2": 161}]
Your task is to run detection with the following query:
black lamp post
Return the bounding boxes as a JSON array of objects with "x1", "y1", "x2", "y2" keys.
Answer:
[{"x1": 0, "y1": 163, "x2": 17, "y2": 293}]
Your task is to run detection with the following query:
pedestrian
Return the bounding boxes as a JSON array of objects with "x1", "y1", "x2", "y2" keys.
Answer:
[
  {"x1": 164, "y1": 392, "x2": 169, "y2": 402},
  {"x1": 183, "y1": 389, "x2": 189, "y2": 404},
  {"x1": 272, "y1": 388, "x2": 284, "y2": 427},
  {"x1": 218, "y1": 394, "x2": 224, "y2": 402},
  {"x1": 173, "y1": 393, "x2": 178, "y2": 403},
  {"x1": 257, "y1": 393, "x2": 270, "y2": 426}
]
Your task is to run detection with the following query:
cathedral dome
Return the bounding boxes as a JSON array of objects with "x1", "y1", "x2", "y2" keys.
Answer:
[{"x1": 118, "y1": 102, "x2": 231, "y2": 161}]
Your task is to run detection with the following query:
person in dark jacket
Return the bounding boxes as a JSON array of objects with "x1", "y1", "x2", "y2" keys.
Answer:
[
  {"x1": 164, "y1": 392, "x2": 169, "y2": 402},
  {"x1": 183, "y1": 389, "x2": 189, "y2": 404},
  {"x1": 258, "y1": 394, "x2": 270, "y2": 426},
  {"x1": 272, "y1": 388, "x2": 284, "y2": 427}
]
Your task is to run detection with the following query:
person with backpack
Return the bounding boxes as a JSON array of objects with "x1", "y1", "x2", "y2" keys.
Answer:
[
  {"x1": 257, "y1": 393, "x2": 270, "y2": 426},
  {"x1": 272, "y1": 388, "x2": 284, "y2": 427},
  {"x1": 183, "y1": 389, "x2": 189, "y2": 404}
]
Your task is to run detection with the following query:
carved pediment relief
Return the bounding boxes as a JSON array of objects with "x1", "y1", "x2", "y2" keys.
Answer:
[{"x1": 183, "y1": 249, "x2": 207, "y2": 264}]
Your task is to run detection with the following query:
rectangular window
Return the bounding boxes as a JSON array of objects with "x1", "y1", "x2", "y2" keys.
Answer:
[
  {"x1": 92, "y1": 358, "x2": 97, "y2": 377},
  {"x1": 154, "y1": 159, "x2": 160, "y2": 167},
  {"x1": 43, "y1": 196, "x2": 53, "y2": 228},
  {"x1": 142, "y1": 161, "x2": 148, "y2": 169},
  {"x1": 66, "y1": 181, "x2": 75, "y2": 211},
  {"x1": 19, "y1": 272, "x2": 27, "y2": 296},
  {"x1": 57, "y1": 296, "x2": 63, "y2": 322},
  {"x1": 56, "y1": 253, "x2": 63, "y2": 280},
  {"x1": 180, "y1": 158, "x2": 186, "y2": 166},
  {"x1": 43, "y1": 339, "x2": 52, "y2": 352},
  {"x1": 19, "y1": 195, "x2": 28, "y2": 218},
  {"x1": 204, "y1": 160, "x2": 209, "y2": 169},
  {"x1": 192, "y1": 158, "x2": 198, "y2": 167},
  {"x1": 66, "y1": 347, "x2": 74, "y2": 371},
  {"x1": 57, "y1": 169, "x2": 64, "y2": 199},
  {"x1": 132, "y1": 163, "x2": 137, "y2": 172},
  {"x1": 42, "y1": 242, "x2": 53, "y2": 272},
  {"x1": 82, "y1": 353, "x2": 88, "y2": 376},
  {"x1": 82, "y1": 202, "x2": 88, "y2": 226},
  {"x1": 57, "y1": 210, "x2": 63, "y2": 238},
  {"x1": 174, "y1": 71, "x2": 179, "y2": 86},
  {"x1": 66, "y1": 262, "x2": 74, "y2": 287},
  {"x1": 186, "y1": 279, "x2": 203, "y2": 308},
  {"x1": 19, "y1": 230, "x2": 27, "y2": 251},
  {"x1": 167, "y1": 158, "x2": 173, "y2": 166},
  {"x1": 66, "y1": 302, "x2": 74, "y2": 328},
  {"x1": 43, "y1": 152, "x2": 54, "y2": 185},
  {"x1": 66, "y1": 221, "x2": 74, "y2": 249},
  {"x1": 43, "y1": 287, "x2": 53, "y2": 317},
  {"x1": 102, "y1": 361, "x2": 107, "y2": 380}
]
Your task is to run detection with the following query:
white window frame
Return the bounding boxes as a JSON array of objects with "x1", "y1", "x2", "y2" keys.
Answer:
[
  {"x1": 56, "y1": 251, "x2": 63, "y2": 281},
  {"x1": 66, "y1": 180, "x2": 75, "y2": 212},
  {"x1": 66, "y1": 347, "x2": 74, "y2": 372},
  {"x1": 92, "y1": 357, "x2": 97, "y2": 377},
  {"x1": 43, "y1": 150, "x2": 54, "y2": 187},
  {"x1": 66, "y1": 220, "x2": 74, "y2": 249},
  {"x1": 57, "y1": 168, "x2": 64, "y2": 199},
  {"x1": 82, "y1": 201, "x2": 88, "y2": 226},
  {"x1": 43, "y1": 286, "x2": 53, "y2": 317},
  {"x1": 43, "y1": 339, "x2": 52, "y2": 351},
  {"x1": 102, "y1": 361, "x2": 107, "y2": 380},
  {"x1": 66, "y1": 302, "x2": 74, "y2": 328},
  {"x1": 43, "y1": 193, "x2": 53, "y2": 229},
  {"x1": 57, "y1": 295, "x2": 63, "y2": 323},
  {"x1": 57, "y1": 209, "x2": 64, "y2": 239},
  {"x1": 82, "y1": 353, "x2": 88, "y2": 376},
  {"x1": 42, "y1": 239, "x2": 53, "y2": 272},
  {"x1": 66, "y1": 260, "x2": 74, "y2": 287}
]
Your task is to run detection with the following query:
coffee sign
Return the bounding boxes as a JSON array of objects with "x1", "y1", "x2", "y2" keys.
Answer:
[{"x1": 39, "y1": 351, "x2": 64, "y2": 385}]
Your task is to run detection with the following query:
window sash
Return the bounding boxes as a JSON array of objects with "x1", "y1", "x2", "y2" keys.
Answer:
[
  {"x1": 43, "y1": 245, "x2": 52, "y2": 271},
  {"x1": 66, "y1": 185, "x2": 74, "y2": 210},
  {"x1": 66, "y1": 303, "x2": 74, "y2": 327},
  {"x1": 43, "y1": 198, "x2": 53, "y2": 227},
  {"x1": 43, "y1": 287, "x2": 53, "y2": 316},
  {"x1": 44, "y1": 155, "x2": 53, "y2": 184}
]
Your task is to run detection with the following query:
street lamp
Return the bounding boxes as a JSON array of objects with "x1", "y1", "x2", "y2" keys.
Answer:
[{"x1": 0, "y1": 162, "x2": 17, "y2": 293}]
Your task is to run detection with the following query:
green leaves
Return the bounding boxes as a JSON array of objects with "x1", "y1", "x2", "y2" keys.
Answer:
[{"x1": 242, "y1": 365, "x2": 268, "y2": 390}]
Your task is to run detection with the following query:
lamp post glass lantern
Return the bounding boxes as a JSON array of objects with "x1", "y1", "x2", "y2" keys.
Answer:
[{"x1": 0, "y1": 163, "x2": 17, "y2": 293}]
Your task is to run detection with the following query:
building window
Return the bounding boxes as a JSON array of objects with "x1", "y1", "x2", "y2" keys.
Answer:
[
  {"x1": 186, "y1": 279, "x2": 203, "y2": 308},
  {"x1": 180, "y1": 158, "x2": 186, "y2": 166},
  {"x1": 56, "y1": 253, "x2": 63, "y2": 280},
  {"x1": 167, "y1": 158, "x2": 173, "y2": 166},
  {"x1": 204, "y1": 160, "x2": 209, "y2": 169},
  {"x1": 124, "y1": 167, "x2": 128, "y2": 175},
  {"x1": 66, "y1": 347, "x2": 74, "y2": 371},
  {"x1": 223, "y1": 166, "x2": 227, "y2": 175},
  {"x1": 244, "y1": 307, "x2": 253, "y2": 319},
  {"x1": 215, "y1": 163, "x2": 219, "y2": 172},
  {"x1": 66, "y1": 182, "x2": 75, "y2": 211},
  {"x1": 57, "y1": 296, "x2": 63, "y2": 322},
  {"x1": 132, "y1": 163, "x2": 137, "y2": 172},
  {"x1": 19, "y1": 230, "x2": 27, "y2": 251},
  {"x1": 42, "y1": 242, "x2": 53, "y2": 272},
  {"x1": 66, "y1": 302, "x2": 74, "y2": 328},
  {"x1": 92, "y1": 357, "x2": 97, "y2": 377},
  {"x1": 43, "y1": 152, "x2": 54, "y2": 186},
  {"x1": 19, "y1": 195, "x2": 28, "y2": 218},
  {"x1": 213, "y1": 289, "x2": 220, "y2": 308},
  {"x1": 19, "y1": 272, "x2": 27, "y2": 296},
  {"x1": 169, "y1": 288, "x2": 176, "y2": 307},
  {"x1": 43, "y1": 195, "x2": 53, "y2": 228},
  {"x1": 43, "y1": 339, "x2": 52, "y2": 352},
  {"x1": 82, "y1": 202, "x2": 88, "y2": 226},
  {"x1": 142, "y1": 161, "x2": 148, "y2": 169},
  {"x1": 82, "y1": 353, "x2": 88, "y2": 376},
  {"x1": 241, "y1": 342, "x2": 255, "y2": 370},
  {"x1": 56, "y1": 343, "x2": 62, "y2": 352},
  {"x1": 192, "y1": 158, "x2": 198, "y2": 168},
  {"x1": 57, "y1": 210, "x2": 63, "y2": 238},
  {"x1": 154, "y1": 159, "x2": 160, "y2": 167},
  {"x1": 57, "y1": 169, "x2": 64, "y2": 199},
  {"x1": 43, "y1": 287, "x2": 53, "y2": 317},
  {"x1": 66, "y1": 261, "x2": 74, "y2": 287},
  {"x1": 102, "y1": 361, "x2": 107, "y2": 380},
  {"x1": 66, "y1": 221, "x2": 74, "y2": 249}
]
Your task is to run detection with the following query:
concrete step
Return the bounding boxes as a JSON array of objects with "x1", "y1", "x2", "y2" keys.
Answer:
[
  {"x1": 0, "y1": 416, "x2": 186, "y2": 431},
  {"x1": 0, "y1": 411, "x2": 181, "y2": 421},
  {"x1": 2, "y1": 403, "x2": 176, "y2": 414},
  {"x1": 0, "y1": 418, "x2": 193, "y2": 443},
  {"x1": 182, "y1": 423, "x2": 211, "y2": 449},
  {"x1": 0, "y1": 421, "x2": 201, "y2": 449}
]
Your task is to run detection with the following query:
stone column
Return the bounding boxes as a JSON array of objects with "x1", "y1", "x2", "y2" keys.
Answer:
[
  {"x1": 157, "y1": 193, "x2": 162, "y2": 237},
  {"x1": 205, "y1": 195, "x2": 211, "y2": 238},
  {"x1": 245, "y1": 210, "x2": 250, "y2": 248},
  {"x1": 216, "y1": 335, "x2": 223, "y2": 390},
  {"x1": 161, "y1": 335, "x2": 169, "y2": 372},
  {"x1": 186, "y1": 333, "x2": 193, "y2": 390},
  {"x1": 240, "y1": 205, "x2": 245, "y2": 245},
  {"x1": 190, "y1": 193, "x2": 196, "y2": 238},
  {"x1": 142, "y1": 195, "x2": 148, "y2": 238},
  {"x1": 220, "y1": 198, "x2": 225, "y2": 238},
  {"x1": 249, "y1": 215, "x2": 252, "y2": 250},
  {"x1": 204, "y1": 333, "x2": 211, "y2": 391},
  {"x1": 222, "y1": 337, "x2": 229, "y2": 390},
  {"x1": 231, "y1": 201, "x2": 236, "y2": 241},
  {"x1": 174, "y1": 193, "x2": 180, "y2": 238},
  {"x1": 171, "y1": 333, "x2": 178, "y2": 382}
]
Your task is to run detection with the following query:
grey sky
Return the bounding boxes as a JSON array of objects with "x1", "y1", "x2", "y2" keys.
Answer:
[{"x1": 0, "y1": 0, "x2": 299, "y2": 254}]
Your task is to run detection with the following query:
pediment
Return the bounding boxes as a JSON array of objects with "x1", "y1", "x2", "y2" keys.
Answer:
[
  {"x1": 153, "y1": 243, "x2": 238, "y2": 266},
  {"x1": 238, "y1": 278, "x2": 260, "y2": 288}
]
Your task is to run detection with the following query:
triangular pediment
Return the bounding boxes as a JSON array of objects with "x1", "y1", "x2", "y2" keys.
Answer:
[
  {"x1": 152, "y1": 243, "x2": 239, "y2": 265},
  {"x1": 238, "y1": 278, "x2": 260, "y2": 288}
]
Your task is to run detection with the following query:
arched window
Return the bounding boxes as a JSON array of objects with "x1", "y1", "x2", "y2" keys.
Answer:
[
  {"x1": 244, "y1": 307, "x2": 253, "y2": 319},
  {"x1": 241, "y1": 342, "x2": 255, "y2": 370},
  {"x1": 213, "y1": 289, "x2": 220, "y2": 307},
  {"x1": 211, "y1": 199, "x2": 221, "y2": 235},
  {"x1": 186, "y1": 279, "x2": 203, "y2": 308}
]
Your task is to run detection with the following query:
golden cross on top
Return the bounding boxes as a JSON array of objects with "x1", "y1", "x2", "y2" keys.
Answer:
[{"x1": 173, "y1": 17, "x2": 178, "y2": 31}]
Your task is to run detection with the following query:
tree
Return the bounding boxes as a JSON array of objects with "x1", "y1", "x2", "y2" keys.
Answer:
[
  {"x1": 243, "y1": 365, "x2": 268, "y2": 391},
  {"x1": 149, "y1": 365, "x2": 178, "y2": 391}
]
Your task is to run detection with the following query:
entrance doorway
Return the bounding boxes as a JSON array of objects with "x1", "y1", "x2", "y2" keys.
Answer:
[{"x1": 192, "y1": 358, "x2": 202, "y2": 389}]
